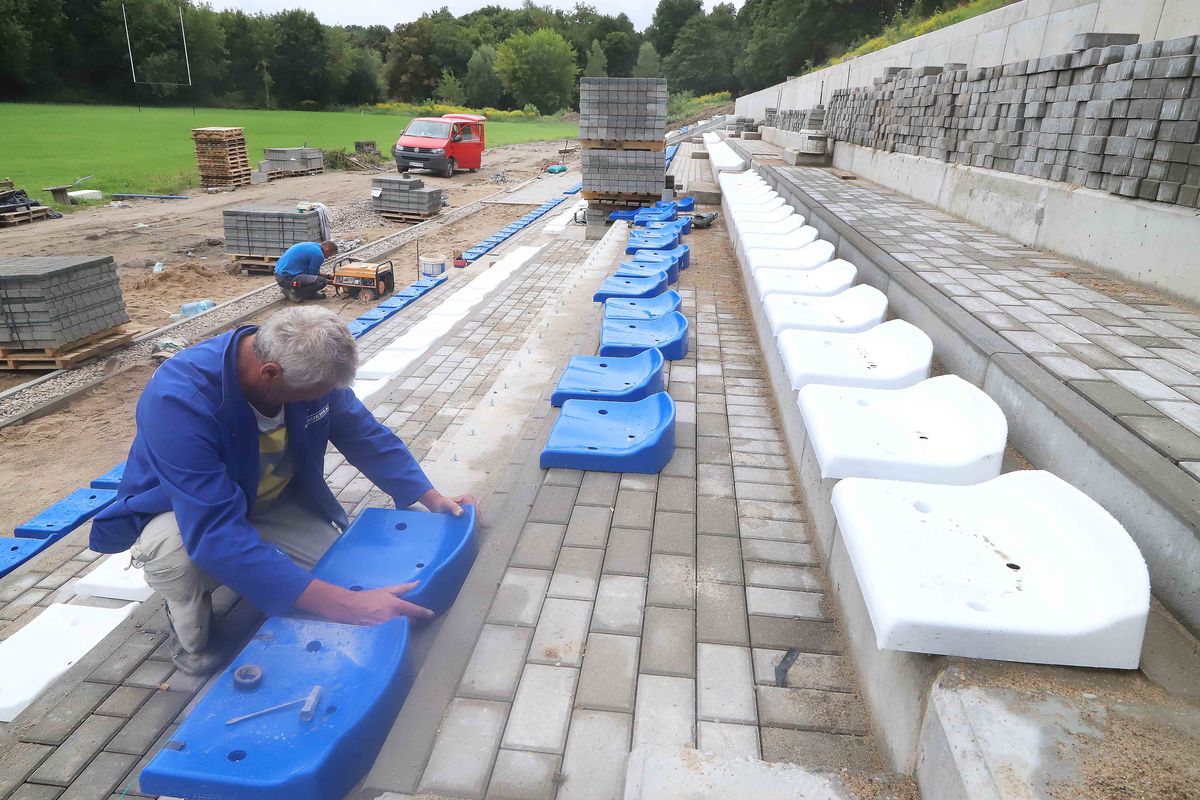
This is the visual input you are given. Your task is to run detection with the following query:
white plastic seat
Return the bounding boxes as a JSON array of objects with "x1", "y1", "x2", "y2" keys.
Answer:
[
  {"x1": 831, "y1": 470, "x2": 1150, "y2": 668},
  {"x1": 763, "y1": 284, "x2": 886, "y2": 335},
  {"x1": 735, "y1": 215, "x2": 807, "y2": 242},
  {"x1": 798, "y1": 375, "x2": 1007, "y2": 483},
  {"x1": 728, "y1": 206, "x2": 794, "y2": 231},
  {"x1": 755, "y1": 260, "x2": 857, "y2": 298},
  {"x1": 745, "y1": 240, "x2": 835, "y2": 274},
  {"x1": 777, "y1": 319, "x2": 932, "y2": 391},
  {"x1": 737, "y1": 225, "x2": 819, "y2": 262},
  {"x1": 728, "y1": 195, "x2": 784, "y2": 212}
]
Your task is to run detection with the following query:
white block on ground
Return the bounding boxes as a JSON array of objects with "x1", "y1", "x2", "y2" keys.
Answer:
[
  {"x1": 73, "y1": 553, "x2": 152, "y2": 602},
  {"x1": 0, "y1": 602, "x2": 137, "y2": 722},
  {"x1": 763, "y1": 284, "x2": 887, "y2": 336},
  {"x1": 745, "y1": 241, "x2": 836, "y2": 274},
  {"x1": 831, "y1": 471, "x2": 1150, "y2": 669},
  {"x1": 777, "y1": 319, "x2": 933, "y2": 391},
  {"x1": 624, "y1": 745, "x2": 859, "y2": 800},
  {"x1": 799, "y1": 375, "x2": 1008, "y2": 484},
  {"x1": 754, "y1": 260, "x2": 857, "y2": 298}
]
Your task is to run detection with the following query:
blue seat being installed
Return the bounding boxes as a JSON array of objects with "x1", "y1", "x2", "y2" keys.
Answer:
[
  {"x1": 632, "y1": 244, "x2": 690, "y2": 270},
  {"x1": 90, "y1": 462, "x2": 126, "y2": 490},
  {"x1": 600, "y1": 311, "x2": 689, "y2": 360},
  {"x1": 626, "y1": 231, "x2": 679, "y2": 253},
  {"x1": 593, "y1": 271, "x2": 668, "y2": 302},
  {"x1": 616, "y1": 260, "x2": 678, "y2": 285},
  {"x1": 14, "y1": 488, "x2": 117, "y2": 539},
  {"x1": 604, "y1": 290, "x2": 682, "y2": 319},
  {"x1": 0, "y1": 538, "x2": 53, "y2": 579},
  {"x1": 540, "y1": 393, "x2": 677, "y2": 474},
  {"x1": 550, "y1": 349, "x2": 666, "y2": 406},
  {"x1": 140, "y1": 506, "x2": 478, "y2": 800}
]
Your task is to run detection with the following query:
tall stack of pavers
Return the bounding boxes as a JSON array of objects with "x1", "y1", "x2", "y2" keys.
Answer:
[
  {"x1": 0, "y1": 257, "x2": 129, "y2": 350},
  {"x1": 191, "y1": 127, "x2": 251, "y2": 188},
  {"x1": 580, "y1": 77, "x2": 668, "y2": 237},
  {"x1": 251, "y1": 148, "x2": 325, "y2": 184},
  {"x1": 822, "y1": 33, "x2": 1200, "y2": 207},
  {"x1": 222, "y1": 205, "x2": 324, "y2": 258},
  {"x1": 371, "y1": 175, "x2": 444, "y2": 219}
]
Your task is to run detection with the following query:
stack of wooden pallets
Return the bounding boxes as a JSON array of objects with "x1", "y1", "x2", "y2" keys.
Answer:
[{"x1": 191, "y1": 127, "x2": 251, "y2": 187}]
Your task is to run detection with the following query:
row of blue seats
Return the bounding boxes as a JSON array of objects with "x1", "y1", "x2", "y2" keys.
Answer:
[
  {"x1": 345, "y1": 273, "x2": 448, "y2": 339},
  {"x1": 461, "y1": 196, "x2": 567, "y2": 262},
  {"x1": 540, "y1": 202, "x2": 697, "y2": 474}
]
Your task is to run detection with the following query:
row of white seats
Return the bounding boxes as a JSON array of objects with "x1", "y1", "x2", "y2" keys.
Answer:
[
  {"x1": 718, "y1": 169, "x2": 1150, "y2": 670},
  {"x1": 702, "y1": 132, "x2": 747, "y2": 183}
]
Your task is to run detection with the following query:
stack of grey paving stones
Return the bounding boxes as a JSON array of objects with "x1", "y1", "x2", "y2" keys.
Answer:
[
  {"x1": 579, "y1": 77, "x2": 668, "y2": 197},
  {"x1": 259, "y1": 147, "x2": 324, "y2": 175},
  {"x1": 371, "y1": 175, "x2": 444, "y2": 215},
  {"x1": 0, "y1": 256, "x2": 129, "y2": 349},
  {"x1": 822, "y1": 33, "x2": 1200, "y2": 208},
  {"x1": 222, "y1": 205, "x2": 324, "y2": 257}
]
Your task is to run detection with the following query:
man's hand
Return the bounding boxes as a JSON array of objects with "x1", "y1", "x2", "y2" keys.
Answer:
[
  {"x1": 420, "y1": 489, "x2": 481, "y2": 523},
  {"x1": 296, "y1": 579, "x2": 433, "y2": 625}
]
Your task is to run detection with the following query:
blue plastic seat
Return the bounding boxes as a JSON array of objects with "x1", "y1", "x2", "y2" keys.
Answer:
[
  {"x1": 616, "y1": 260, "x2": 678, "y2": 285},
  {"x1": 540, "y1": 392, "x2": 677, "y2": 474},
  {"x1": 550, "y1": 349, "x2": 666, "y2": 406},
  {"x1": 633, "y1": 244, "x2": 690, "y2": 270},
  {"x1": 607, "y1": 209, "x2": 639, "y2": 222},
  {"x1": 414, "y1": 274, "x2": 447, "y2": 288},
  {"x1": 0, "y1": 538, "x2": 53, "y2": 579},
  {"x1": 140, "y1": 506, "x2": 478, "y2": 800},
  {"x1": 644, "y1": 217, "x2": 691, "y2": 235},
  {"x1": 90, "y1": 462, "x2": 126, "y2": 490},
  {"x1": 378, "y1": 294, "x2": 416, "y2": 311},
  {"x1": 626, "y1": 231, "x2": 679, "y2": 253},
  {"x1": 14, "y1": 488, "x2": 117, "y2": 539},
  {"x1": 603, "y1": 290, "x2": 682, "y2": 319},
  {"x1": 593, "y1": 271, "x2": 668, "y2": 302},
  {"x1": 599, "y1": 311, "x2": 689, "y2": 360},
  {"x1": 633, "y1": 207, "x2": 677, "y2": 225},
  {"x1": 676, "y1": 196, "x2": 695, "y2": 212},
  {"x1": 346, "y1": 318, "x2": 379, "y2": 338}
]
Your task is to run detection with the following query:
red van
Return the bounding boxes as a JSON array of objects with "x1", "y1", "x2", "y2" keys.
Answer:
[{"x1": 393, "y1": 113, "x2": 486, "y2": 178}]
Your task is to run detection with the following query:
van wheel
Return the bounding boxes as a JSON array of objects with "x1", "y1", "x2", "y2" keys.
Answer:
[
  {"x1": 397, "y1": 165, "x2": 407, "y2": 174},
  {"x1": 443, "y1": 158, "x2": 456, "y2": 179}
]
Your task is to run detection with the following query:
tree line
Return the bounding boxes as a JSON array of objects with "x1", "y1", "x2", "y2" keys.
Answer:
[{"x1": 0, "y1": 0, "x2": 940, "y2": 113}]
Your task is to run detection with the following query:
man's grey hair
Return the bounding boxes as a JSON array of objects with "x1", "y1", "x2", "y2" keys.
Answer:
[{"x1": 253, "y1": 307, "x2": 358, "y2": 389}]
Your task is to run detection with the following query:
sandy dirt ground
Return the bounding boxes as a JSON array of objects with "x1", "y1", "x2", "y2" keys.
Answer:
[{"x1": 0, "y1": 140, "x2": 573, "y2": 533}]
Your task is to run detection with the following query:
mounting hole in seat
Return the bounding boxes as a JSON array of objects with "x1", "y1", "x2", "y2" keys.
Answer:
[
  {"x1": 228, "y1": 750, "x2": 247, "y2": 762},
  {"x1": 967, "y1": 601, "x2": 988, "y2": 612},
  {"x1": 628, "y1": 435, "x2": 636, "y2": 439},
  {"x1": 628, "y1": 325, "x2": 636, "y2": 329},
  {"x1": 590, "y1": 389, "x2": 599, "y2": 392},
  {"x1": 624, "y1": 382, "x2": 631, "y2": 386},
  {"x1": 917, "y1": 434, "x2": 929, "y2": 440},
  {"x1": 306, "y1": 640, "x2": 322, "y2": 652},
  {"x1": 350, "y1": 585, "x2": 364, "y2": 591},
  {"x1": 599, "y1": 363, "x2": 608, "y2": 368},
  {"x1": 395, "y1": 522, "x2": 407, "y2": 531},
  {"x1": 88, "y1": 494, "x2": 97, "y2": 500},
  {"x1": 913, "y1": 501, "x2": 932, "y2": 514},
  {"x1": 9, "y1": 545, "x2": 17, "y2": 551},
  {"x1": 586, "y1": 446, "x2": 598, "y2": 450},
  {"x1": 1006, "y1": 563, "x2": 1021, "y2": 571},
  {"x1": 416, "y1": 562, "x2": 425, "y2": 568},
  {"x1": 598, "y1": 409, "x2": 608, "y2": 415}
]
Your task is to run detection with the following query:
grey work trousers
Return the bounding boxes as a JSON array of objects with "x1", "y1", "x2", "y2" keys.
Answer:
[{"x1": 129, "y1": 498, "x2": 340, "y2": 653}]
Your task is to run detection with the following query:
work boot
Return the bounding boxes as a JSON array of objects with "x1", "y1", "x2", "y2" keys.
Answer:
[{"x1": 165, "y1": 602, "x2": 226, "y2": 676}]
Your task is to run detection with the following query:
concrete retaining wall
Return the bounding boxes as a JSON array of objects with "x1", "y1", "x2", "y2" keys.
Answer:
[{"x1": 736, "y1": 0, "x2": 1200, "y2": 119}]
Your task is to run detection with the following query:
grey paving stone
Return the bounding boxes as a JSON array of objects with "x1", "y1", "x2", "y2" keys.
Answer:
[
  {"x1": 529, "y1": 484, "x2": 578, "y2": 524},
  {"x1": 576, "y1": 633, "x2": 639, "y2": 712},
  {"x1": 487, "y1": 749, "x2": 560, "y2": 800},
  {"x1": 661, "y1": 446, "x2": 697, "y2": 478},
  {"x1": 756, "y1": 685, "x2": 868, "y2": 734},
  {"x1": 749, "y1": 616, "x2": 841, "y2": 654},
  {"x1": 0, "y1": 742, "x2": 53, "y2": 796},
  {"x1": 529, "y1": 598, "x2": 592, "y2": 667},
  {"x1": 460, "y1": 624, "x2": 534, "y2": 701},
  {"x1": 543, "y1": 468, "x2": 584, "y2": 487},
  {"x1": 29, "y1": 714, "x2": 124, "y2": 786},
  {"x1": 619, "y1": 474, "x2": 658, "y2": 492},
  {"x1": 647, "y1": 554, "x2": 696, "y2": 608},
  {"x1": 104, "y1": 690, "x2": 190, "y2": 756},
  {"x1": 744, "y1": 563, "x2": 824, "y2": 591},
  {"x1": 696, "y1": 435, "x2": 733, "y2": 466},
  {"x1": 742, "y1": 538, "x2": 818, "y2": 565},
  {"x1": 696, "y1": 580, "x2": 749, "y2": 646},
  {"x1": 731, "y1": 450, "x2": 791, "y2": 470},
  {"x1": 697, "y1": 535, "x2": 743, "y2": 584},
  {"x1": 760, "y1": 728, "x2": 879, "y2": 771},
  {"x1": 733, "y1": 466, "x2": 793, "y2": 485},
  {"x1": 548, "y1": 547, "x2": 604, "y2": 600},
  {"x1": 591, "y1": 575, "x2": 646, "y2": 636},
  {"x1": 576, "y1": 472, "x2": 620, "y2": 507},
  {"x1": 696, "y1": 496, "x2": 739, "y2": 536},
  {"x1": 651, "y1": 511, "x2": 696, "y2": 556},
  {"x1": 93, "y1": 686, "x2": 152, "y2": 719},
  {"x1": 87, "y1": 632, "x2": 164, "y2": 685},
  {"x1": 556, "y1": 710, "x2": 632, "y2": 800},
  {"x1": 1152, "y1": 400, "x2": 1200, "y2": 436},
  {"x1": 124, "y1": 659, "x2": 174, "y2": 690},
  {"x1": 0, "y1": 571, "x2": 43, "y2": 605},
  {"x1": 510, "y1": 522, "x2": 566, "y2": 571},
  {"x1": 562, "y1": 505, "x2": 612, "y2": 549},
  {"x1": 612, "y1": 490, "x2": 656, "y2": 530},
  {"x1": 488, "y1": 568, "x2": 551, "y2": 626},
  {"x1": 22, "y1": 682, "x2": 114, "y2": 746},
  {"x1": 602, "y1": 527, "x2": 651, "y2": 576},
  {"x1": 640, "y1": 606, "x2": 695, "y2": 677},
  {"x1": 1069, "y1": 380, "x2": 1159, "y2": 417},
  {"x1": 696, "y1": 463, "x2": 735, "y2": 498},
  {"x1": 6, "y1": 784, "x2": 63, "y2": 800},
  {"x1": 1119, "y1": 415, "x2": 1200, "y2": 460},
  {"x1": 737, "y1": 499, "x2": 805, "y2": 523},
  {"x1": 420, "y1": 698, "x2": 508, "y2": 797},
  {"x1": 503, "y1": 664, "x2": 578, "y2": 754},
  {"x1": 752, "y1": 648, "x2": 854, "y2": 692},
  {"x1": 655, "y1": 476, "x2": 695, "y2": 514},
  {"x1": 632, "y1": 675, "x2": 695, "y2": 749},
  {"x1": 697, "y1": 643, "x2": 757, "y2": 725},
  {"x1": 58, "y1": 751, "x2": 138, "y2": 800},
  {"x1": 697, "y1": 721, "x2": 761, "y2": 759},
  {"x1": 1101, "y1": 369, "x2": 1187, "y2": 400}
]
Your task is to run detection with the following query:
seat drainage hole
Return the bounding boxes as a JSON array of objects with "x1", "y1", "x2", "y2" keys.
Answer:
[
  {"x1": 395, "y1": 522, "x2": 407, "y2": 531},
  {"x1": 913, "y1": 501, "x2": 932, "y2": 514},
  {"x1": 228, "y1": 750, "x2": 247, "y2": 762},
  {"x1": 628, "y1": 435, "x2": 636, "y2": 439},
  {"x1": 350, "y1": 585, "x2": 364, "y2": 591},
  {"x1": 587, "y1": 446, "x2": 598, "y2": 451},
  {"x1": 1006, "y1": 563, "x2": 1021, "y2": 571},
  {"x1": 416, "y1": 562, "x2": 425, "y2": 568},
  {"x1": 599, "y1": 363, "x2": 608, "y2": 368},
  {"x1": 628, "y1": 325, "x2": 636, "y2": 329},
  {"x1": 306, "y1": 640, "x2": 322, "y2": 652},
  {"x1": 917, "y1": 435, "x2": 929, "y2": 440},
  {"x1": 598, "y1": 410, "x2": 608, "y2": 415},
  {"x1": 9, "y1": 545, "x2": 17, "y2": 552}
]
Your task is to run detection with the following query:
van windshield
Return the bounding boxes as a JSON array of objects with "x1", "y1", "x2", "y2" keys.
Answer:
[{"x1": 405, "y1": 120, "x2": 451, "y2": 139}]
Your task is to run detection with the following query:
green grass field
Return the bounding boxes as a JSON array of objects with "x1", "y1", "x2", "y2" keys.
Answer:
[{"x1": 0, "y1": 103, "x2": 579, "y2": 206}]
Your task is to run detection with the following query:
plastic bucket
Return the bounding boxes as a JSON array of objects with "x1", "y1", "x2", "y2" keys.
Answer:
[{"x1": 419, "y1": 253, "x2": 447, "y2": 277}]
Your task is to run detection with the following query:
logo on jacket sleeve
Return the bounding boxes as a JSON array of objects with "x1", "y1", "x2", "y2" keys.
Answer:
[{"x1": 305, "y1": 405, "x2": 330, "y2": 427}]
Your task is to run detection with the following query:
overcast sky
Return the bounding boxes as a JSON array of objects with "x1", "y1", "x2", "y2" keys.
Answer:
[{"x1": 211, "y1": 1, "x2": 742, "y2": 32}]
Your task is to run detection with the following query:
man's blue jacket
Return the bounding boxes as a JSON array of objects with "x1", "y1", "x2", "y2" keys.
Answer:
[
  {"x1": 90, "y1": 326, "x2": 433, "y2": 616},
  {"x1": 274, "y1": 242, "x2": 325, "y2": 278}
]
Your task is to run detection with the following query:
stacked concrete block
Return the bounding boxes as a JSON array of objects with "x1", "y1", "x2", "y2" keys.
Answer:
[
  {"x1": 222, "y1": 205, "x2": 324, "y2": 257},
  {"x1": 259, "y1": 147, "x2": 324, "y2": 175},
  {"x1": 580, "y1": 149, "x2": 664, "y2": 195},
  {"x1": 371, "y1": 175, "x2": 444, "y2": 215},
  {"x1": 820, "y1": 34, "x2": 1200, "y2": 208},
  {"x1": 579, "y1": 78, "x2": 668, "y2": 141},
  {"x1": 0, "y1": 257, "x2": 129, "y2": 349}
]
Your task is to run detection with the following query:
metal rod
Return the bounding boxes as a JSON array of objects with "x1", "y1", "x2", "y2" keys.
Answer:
[{"x1": 121, "y1": 4, "x2": 137, "y2": 83}]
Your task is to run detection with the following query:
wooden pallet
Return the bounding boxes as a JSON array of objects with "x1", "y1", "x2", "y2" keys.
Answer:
[
  {"x1": 265, "y1": 167, "x2": 324, "y2": 181},
  {"x1": 581, "y1": 190, "x2": 661, "y2": 207},
  {"x1": 0, "y1": 325, "x2": 138, "y2": 370},
  {"x1": 230, "y1": 253, "x2": 280, "y2": 275},
  {"x1": 580, "y1": 139, "x2": 665, "y2": 152},
  {"x1": 378, "y1": 209, "x2": 440, "y2": 224},
  {"x1": 0, "y1": 206, "x2": 51, "y2": 227}
]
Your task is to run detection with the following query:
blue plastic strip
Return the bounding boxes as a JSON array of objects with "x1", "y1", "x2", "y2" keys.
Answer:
[
  {"x1": 0, "y1": 538, "x2": 53, "y2": 578},
  {"x1": 90, "y1": 462, "x2": 126, "y2": 490},
  {"x1": 347, "y1": 319, "x2": 378, "y2": 339},
  {"x1": 540, "y1": 393, "x2": 677, "y2": 474},
  {"x1": 14, "y1": 488, "x2": 118, "y2": 539}
]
